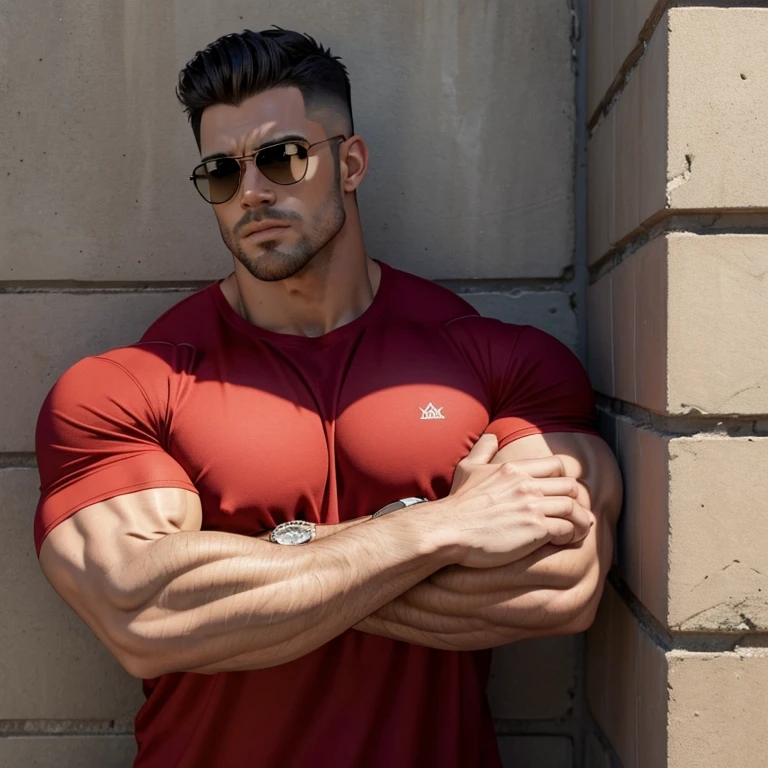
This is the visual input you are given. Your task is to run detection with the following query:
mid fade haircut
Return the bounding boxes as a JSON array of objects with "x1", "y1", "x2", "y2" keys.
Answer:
[{"x1": 177, "y1": 28, "x2": 354, "y2": 149}]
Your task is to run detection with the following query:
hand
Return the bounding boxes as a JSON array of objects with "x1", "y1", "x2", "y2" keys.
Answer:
[{"x1": 428, "y1": 434, "x2": 593, "y2": 569}]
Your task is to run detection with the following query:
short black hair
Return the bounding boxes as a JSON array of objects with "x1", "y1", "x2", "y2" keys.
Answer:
[{"x1": 177, "y1": 28, "x2": 353, "y2": 149}]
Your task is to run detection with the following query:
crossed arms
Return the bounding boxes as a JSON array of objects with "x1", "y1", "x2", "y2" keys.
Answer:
[{"x1": 39, "y1": 431, "x2": 621, "y2": 678}]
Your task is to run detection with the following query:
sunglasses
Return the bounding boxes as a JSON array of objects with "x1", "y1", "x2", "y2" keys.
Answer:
[{"x1": 190, "y1": 135, "x2": 346, "y2": 204}]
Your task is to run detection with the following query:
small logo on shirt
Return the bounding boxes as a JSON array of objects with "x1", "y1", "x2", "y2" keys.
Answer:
[{"x1": 419, "y1": 403, "x2": 445, "y2": 420}]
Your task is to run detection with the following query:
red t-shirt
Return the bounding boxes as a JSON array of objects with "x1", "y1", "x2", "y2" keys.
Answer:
[{"x1": 35, "y1": 262, "x2": 597, "y2": 768}]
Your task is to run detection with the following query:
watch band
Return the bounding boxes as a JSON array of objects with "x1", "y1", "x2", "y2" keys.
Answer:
[{"x1": 371, "y1": 496, "x2": 428, "y2": 519}]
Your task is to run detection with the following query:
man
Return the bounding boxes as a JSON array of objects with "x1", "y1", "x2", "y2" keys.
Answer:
[{"x1": 35, "y1": 28, "x2": 621, "y2": 768}]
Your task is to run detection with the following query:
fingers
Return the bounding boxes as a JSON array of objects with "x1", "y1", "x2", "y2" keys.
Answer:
[
  {"x1": 501, "y1": 456, "x2": 566, "y2": 478},
  {"x1": 535, "y1": 497, "x2": 593, "y2": 543},
  {"x1": 462, "y1": 433, "x2": 499, "y2": 466}
]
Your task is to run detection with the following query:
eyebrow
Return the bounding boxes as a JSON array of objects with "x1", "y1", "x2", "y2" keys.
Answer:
[{"x1": 200, "y1": 134, "x2": 308, "y2": 164}]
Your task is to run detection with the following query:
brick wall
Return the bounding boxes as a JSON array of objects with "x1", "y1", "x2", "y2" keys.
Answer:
[
  {"x1": 586, "y1": 2, "x2": 768, "y2": 765},
  {"x1": 0, "y1": 1, "x2": 589, "y2": 765}
]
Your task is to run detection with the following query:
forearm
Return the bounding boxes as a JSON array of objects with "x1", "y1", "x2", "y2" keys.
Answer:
[
  {"x1": 356, "y1": 521, "x2": 611, "y2": 649},
  {"x1": 105, "y1": 510, "x2": 454, "y2": 677}
]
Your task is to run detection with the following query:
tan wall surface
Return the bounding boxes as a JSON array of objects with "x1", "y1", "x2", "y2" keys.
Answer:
[
  {"x1": 1, "y1": 1, "x2": 586, "y2": 766},
  {"x1": 0, "y1": 0, "x2": 575, "y2": 282},
  {"x1": 587, "y1": 2, "x2": 768, "y2": 766}
]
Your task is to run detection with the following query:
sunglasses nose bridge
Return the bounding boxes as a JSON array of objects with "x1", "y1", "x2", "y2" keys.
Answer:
[{"x1": 239, "y1": 153, "x2": 277, "y2": 203}]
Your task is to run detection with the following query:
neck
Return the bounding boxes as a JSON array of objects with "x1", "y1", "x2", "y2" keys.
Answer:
[{"x1": 221, "y1": 214, "x2": 381, "y2": 337}]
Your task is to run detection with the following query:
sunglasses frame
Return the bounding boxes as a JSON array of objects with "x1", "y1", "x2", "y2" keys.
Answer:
[{"x1": 189, "y1": 134, "x2": 347, "y2": 204}]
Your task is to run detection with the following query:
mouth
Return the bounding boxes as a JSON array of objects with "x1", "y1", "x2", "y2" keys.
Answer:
[{"x1": 240, "y1": 222, "x2": 291, "y2": 240}]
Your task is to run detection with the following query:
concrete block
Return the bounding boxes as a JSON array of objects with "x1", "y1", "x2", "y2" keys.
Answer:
[
  {"x1": 584, "y1": 732, "x2": 615, "y2": 768},
  {"x1": 586, "y1": 583, "x2": 667, "y2": 768},
  {"x1": 590, "y1": 233, "x2": 768, "y2": 416},
  {"x1": 488, "y1": 636, "x2": 576, "y2": 721},
  {"x1": 0, "y1": 0, "x2": 575, "y2": 281},
  {"x1": 497, "y1": 736, "x2": 572, "y2": 768},
  {"x1": 667, "y1": 651, "x2": 768, "y2": 768},
  {"x1": 587, "y1": 15, "x2": 668, "y2": 263},
  {"x1": 586, "y1": 269, "x2": 613, "y2": 397},
  {"x1": 589, "y1": 8, "x2": 768, "y2": 262},
  {"x1": 607, "y1": 414, "x2": 768, "y2": 632},
  {"x1": 587, "y1": 0, "x2": 659, "y2": 118},
  {"x1": 587, "y1": 238, "x2": 667, "y2": 412},
  {"x1": 667, "y1": 234, "x2": 768, "y2": 416},
  {"x1": 614, "y1": 418, "x2": 670, "y2": 626},
  {"x1": 0, "y1": 736, "x2": 135, "y2": 768},
  {"x1": 462, "y1": 291, "x2": 578, "y2": 353},
  {"x1": 668, "y1": 437, "x2": 768, "y2": 631},
  {"x1": 667, "y1": 8, "x2": 768, "y2": 211},
  {"x1": 0, "y1": 469, "x2": 144, "y2": 719},
  {"x1": 0, "y1": 290, "x2": 196, "y2": 453}
]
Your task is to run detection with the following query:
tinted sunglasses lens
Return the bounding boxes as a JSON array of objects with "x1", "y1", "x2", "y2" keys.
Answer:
[
  {"x1": 194, "y1": 158, "x2": 241, "y2": 203},
  {"x1": 256, "y1": 142, "x2": 308, "y2": 185}
]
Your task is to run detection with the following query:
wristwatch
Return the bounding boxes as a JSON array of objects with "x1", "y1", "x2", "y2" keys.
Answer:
[
  {"x1": 270, "y1": 520, "x2": 317, "y2": 546},
  {"x1": 268, "y1": 497, "x2": 428, "y2": 545},
  {"x1": 371, "y1": 496, "x2": 428, "y2": 519}
]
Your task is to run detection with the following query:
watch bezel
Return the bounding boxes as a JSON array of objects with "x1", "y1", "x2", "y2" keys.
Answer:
[{"x1": 270, "y1": 520, "x2": 317, "y2": 546}]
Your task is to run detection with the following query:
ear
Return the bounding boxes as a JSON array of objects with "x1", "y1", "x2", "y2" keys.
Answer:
[{"x1": 339, "y1": 135, "x2": 368, "y2": 193}]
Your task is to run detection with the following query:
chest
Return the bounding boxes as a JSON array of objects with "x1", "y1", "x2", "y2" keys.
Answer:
[{"x1": 166, "y1": 333, "x2": 492, "y2": 532}]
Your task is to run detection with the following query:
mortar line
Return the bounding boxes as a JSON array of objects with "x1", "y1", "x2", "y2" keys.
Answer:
[
  {"x1": 596, "y1": 397, "x2": 768, "y2": 438},
  {"x1": 608, "y1": 571, "x2": 768, "y2": 653},
  {"x1": 0, "y1": 278, "x2": 570, "y2": 295},
  {"x1": 0, "y1": 453, "x2": 38, "y2": 468},
  {"x1": 571, "y1": 0, "x2": 591, "y2": 763},
  {"x1": 0, "y1": 719, "x2": 134, "y2": 736},
  {"x1": 587, "y1": 0, "x2": 670, "y2": 132},
  {"x1": 589, "y1": 208, "x2": 768, "y2": 283}
]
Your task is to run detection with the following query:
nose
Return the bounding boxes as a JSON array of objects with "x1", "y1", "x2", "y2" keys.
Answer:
[{"x1": 239, "y1": 157, "x2": 276, "y2": 209}]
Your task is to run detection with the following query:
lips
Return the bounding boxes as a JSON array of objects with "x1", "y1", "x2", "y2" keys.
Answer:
[{"x1": 240, "y1": 221, "x2": 290, "y2": 238}]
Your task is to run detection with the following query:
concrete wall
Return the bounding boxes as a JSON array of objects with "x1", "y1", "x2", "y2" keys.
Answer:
[
  {"x1": 0, "y1": 1, "x2": 587, "y2": 766},
  {"x1": 586, "y1": 2, "x2": 768, "y2": 765}
]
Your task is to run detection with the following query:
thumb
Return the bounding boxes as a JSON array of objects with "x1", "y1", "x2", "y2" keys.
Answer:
[{"x1": 464, "y1": 433, "x2": 499, "y2": 465}]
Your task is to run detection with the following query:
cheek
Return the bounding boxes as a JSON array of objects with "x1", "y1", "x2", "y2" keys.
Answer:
[{"x1": 213, "y1": 205, "x2": 239, "y2": 237}]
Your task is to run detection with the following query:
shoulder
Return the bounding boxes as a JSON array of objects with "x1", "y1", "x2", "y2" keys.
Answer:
[
  {"x1": 140, "y1": 283, "x2": 220, "y2": 344},
  {"x1": 41, "y1": 342, "x2": 197, "y2": 425},
  {"x1": 383, "y1": 264, "x2": 479, "y2": 325}
]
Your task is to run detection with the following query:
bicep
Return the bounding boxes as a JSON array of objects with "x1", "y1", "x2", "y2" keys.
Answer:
[{"x1": 39, "y1": 488, "x2": 202, "y2": 632}]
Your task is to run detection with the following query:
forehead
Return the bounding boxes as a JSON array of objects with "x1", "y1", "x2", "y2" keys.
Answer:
[{"x1": 199, "y1": 87, "x2": 317, "y2": 154}]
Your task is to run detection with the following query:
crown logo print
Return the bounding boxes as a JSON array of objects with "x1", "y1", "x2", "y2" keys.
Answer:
[{"x1": 419, "y1": 403, "x2": 445, "y2": 420}]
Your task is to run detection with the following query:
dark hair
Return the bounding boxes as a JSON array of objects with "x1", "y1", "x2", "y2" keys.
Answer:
[{"x1": 177, "y1": 28, "x2": 353, "y2": 148}]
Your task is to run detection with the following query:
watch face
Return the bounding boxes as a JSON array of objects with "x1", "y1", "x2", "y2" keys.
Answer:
[{"x1": 271, "y1": 522, "x2": 315, "y2": 546}]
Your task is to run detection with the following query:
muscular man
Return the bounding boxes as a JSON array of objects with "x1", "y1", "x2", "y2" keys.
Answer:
[{"x1": 35, "y1": 28, "x2": 621, "y2": 768}]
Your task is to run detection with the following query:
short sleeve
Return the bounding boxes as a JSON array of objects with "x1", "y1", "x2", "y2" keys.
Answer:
[
  {"x1": 483, "y1": 324, "x2": 598, "y2": 449},
  {"x1": 34, "y1": 345, "x2": 198, "y2": 556}
]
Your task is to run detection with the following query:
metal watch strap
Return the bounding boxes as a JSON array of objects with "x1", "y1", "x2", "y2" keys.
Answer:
[{"x1": 371, "y1": 497, "x2": 428, "y2": 519}]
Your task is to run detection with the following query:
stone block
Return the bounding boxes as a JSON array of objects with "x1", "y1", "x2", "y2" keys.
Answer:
[
  {"x1": 0, "y1": 468, "x2": 144, "y2": 719},
  {"x1": 0, "y1": 0, "x2": 575, "y2": 281},
  {"x1": 589, "y1": 8, "x2": 768, "y2": 262},
  {"x1": 589, "y1": 233, "x2": 768, "y2": 415},
  {"x1": 587, "y1": 14, "x2": 667, "y2": 262},
  {"x1": 667, "y1": 651, "x2": 768, "y2": 768},
  {"x1": 587, "y1": 0, "x2": 659, "y2": 118},
  {"x1": 668, "y1": 437, "x2": 768, "y2": 631},
  {"x1": 497, "y1": 736, "x2": 572, "y2": 768},
  {"x1": 667, "y1": 8, "x2": 768, "y2": 211},
  {"x1": 462, "y1": 291, "x2": 578, "y2": 353},
  {"x1": 0, "y1": 290, "x2": 196, "y2": 453},
  {"x1": 586, "y1": 583, "x2": 667, "y2": 768},
  {"x1": 607, "y1": 414, "x2": 768, "y2": 632},
  {"x1": 667, "y1": 233, "x2": 768, "y2": 416},
  {"x1": 488, "y1": 636, "x2": 576, "y2": 721},
  {"x1": 584, "y1": 732, "x2": 616, "y2": 768},
  {"x1": 0, "y1": 736, "x2": 135, "y2": 768}
]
